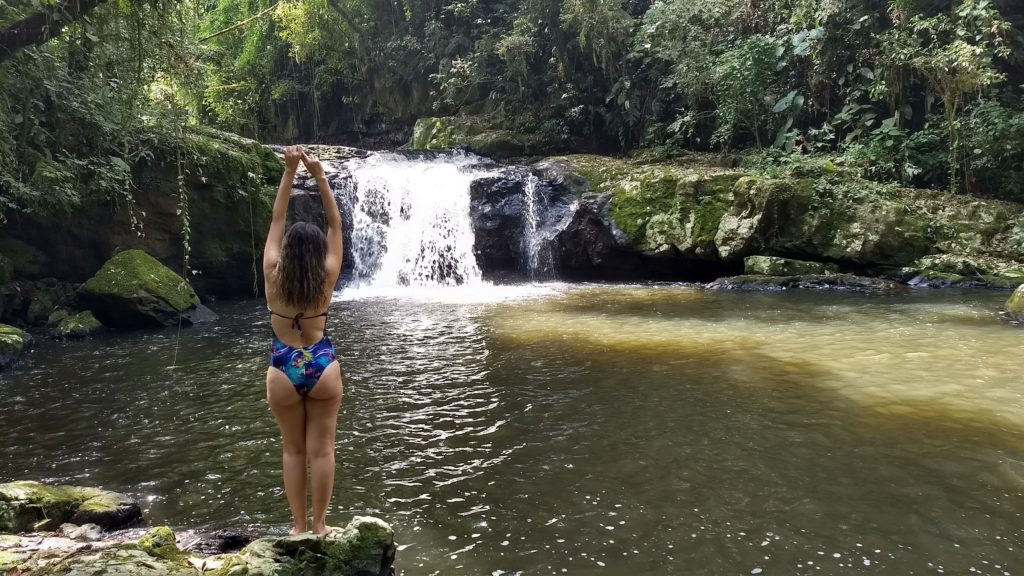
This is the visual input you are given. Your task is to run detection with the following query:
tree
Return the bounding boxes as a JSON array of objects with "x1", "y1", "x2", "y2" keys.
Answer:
[{"x1": 0, "y1": 0, "x2": 110, "y2": 63}]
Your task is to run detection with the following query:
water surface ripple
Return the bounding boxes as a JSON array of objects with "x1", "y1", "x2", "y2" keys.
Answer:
[{"x1": 1, "y1": 285, "x2": 1023, "y2": 575}]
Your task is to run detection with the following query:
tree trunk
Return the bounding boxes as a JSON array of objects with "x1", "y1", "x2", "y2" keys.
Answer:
[{"x1": 0, "y1": 0, "x2": 109, "y2": 63}]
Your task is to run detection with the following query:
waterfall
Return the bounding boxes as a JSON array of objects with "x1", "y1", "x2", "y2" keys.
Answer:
[
  {"x1": 339, "y1": 151, "x2": 496, "y2": 289},
  {"x1": 522, "y1": 173, "x2": 554, "y2": 279}
]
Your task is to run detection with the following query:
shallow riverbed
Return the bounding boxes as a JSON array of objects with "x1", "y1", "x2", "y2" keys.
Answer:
[{"x1": 1, "y1": 285, "x2": 1022, "y2": 575}]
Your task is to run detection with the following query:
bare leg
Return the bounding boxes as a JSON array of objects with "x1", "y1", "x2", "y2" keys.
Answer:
[
  {"x1": 305, "y1": 361, "x2": 343, "y2": 534},
  {"x1": 267, "y1": 367, "x2": 308, "y2": 535}
]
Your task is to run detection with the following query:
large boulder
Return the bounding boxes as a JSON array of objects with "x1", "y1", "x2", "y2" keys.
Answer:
[
  {"x1": 77, "y1": 250, "x2": 213, "y2": 330},
  {"x1": 0, "y1": 481, "x2": 141, "y2": 533},
  {"x1": 1008, "y1": 285, "x2": 1024, "y2": 323},
  {"x1": 0, "y1": 324, "x2": 31, "y2": 369},
  {"x1": 469, "y1": 168, "x2": 577, "y2": 280},
  {"x1": 1, "y1": 518, "x2": 397, "y2": 576}
]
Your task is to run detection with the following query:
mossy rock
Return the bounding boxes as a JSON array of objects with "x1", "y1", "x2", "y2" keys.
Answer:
[
  {"x1": 412, "y1": 117, "x2": 556, "y2": 158},
  {"x1": 0, "y1": 481, "x2": 141, "y2": 533},
  {"x1": 203, "y1": 516, "x2": 396, "y2": 576},
  {"x1": 744, "y1": 255, "x2": 839, "y2": 276},
  {"x1": 1007, "y1": 284, "x2": 1024, "y2": 323},
  {"x1": 0, "y1": 324, "x2": 31, "y2": 370},
  {"x1": 56, "y1": 311, "x2": 104, "y2": 339},
  {"x1": 78, "y1": 250, "x2": 202, "y2": 330},
  {"x1": 541, "y1": 155, "x2": 744, "y2": 259}
]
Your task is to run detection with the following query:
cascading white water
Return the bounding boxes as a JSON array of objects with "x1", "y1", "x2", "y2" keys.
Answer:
[
  {"x1": 341, "y1": 151, "x2": 496, "y2": 290},
  {"x1": 522, "y1": 173, "x2": 554, "y2": 279}
]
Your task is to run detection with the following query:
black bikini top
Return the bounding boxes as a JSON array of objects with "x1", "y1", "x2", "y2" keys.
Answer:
[{"x1": 269, "y1": 308, "x2": 329, "y2": 336}]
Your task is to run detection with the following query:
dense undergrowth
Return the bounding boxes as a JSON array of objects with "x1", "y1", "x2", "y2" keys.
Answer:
[{"x1": 1, "y1": 0, "x2": 1024, "y2": 224}]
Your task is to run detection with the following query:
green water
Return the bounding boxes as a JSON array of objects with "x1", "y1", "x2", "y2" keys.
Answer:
[{"x1": 1, "y1": 285, "x2": 1023, "y2": 575}]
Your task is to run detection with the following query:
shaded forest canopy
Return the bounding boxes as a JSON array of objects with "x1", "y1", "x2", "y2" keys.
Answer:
[{"x1": 1, "y1": 0, "x2": 1024, "y2": 222}]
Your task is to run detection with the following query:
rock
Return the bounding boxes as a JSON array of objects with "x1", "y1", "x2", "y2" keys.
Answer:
[
  {"x1": 77, "y1": 250, "x2": 207, "y2": 330},
  {"x1": 182, "y1": 529, "x2": 255, "y2": 556},
  {"x1": 531, "y1": 154, "x2": 1024, "y2": 282},
  {"x1": 906, "y1": 271, "x2": 980, "y2": 288},
  {"x1": 2, "y1": 517, "x2": 397, "y2": 576},
  {"x1": 744, "y1": 255, "x2": 839, "y2": 276},
  {"x1": 0, "y1": 130, "x2": 279, "y2": 299},
  {"x1": 469, "y1": 168, "x2": 577, "y2": 280},
  {"x1": 203, "y1": 516, "x2": 396, "y2": 576},
  {"x1": 0, "y1": 481, "x2": 141, "y2": 533},
  {"x1": 0, "y1": 253, "x2": 12, "y2": 284},
  {"x1": 139, "y1": 527, "x2": 189, "y2": 562},
  {"x1": 412, "y1": 117, "x2": 565, "y2": 158},
  {"x1": 0, "y1": 324, "x2": 32, "y2": 370},
  {"x1": 1008, "y1": 285, "x2": 1024, "y2": 323},
  {"x1": 56, "y1": 311, "x2": 104, "y2": 339},
  {"x1": 708, "y1": 274, "x2": 903, "y2": 293},
  {"x1": 60, "y1": 523, "x2": 103, "y2": 541}
]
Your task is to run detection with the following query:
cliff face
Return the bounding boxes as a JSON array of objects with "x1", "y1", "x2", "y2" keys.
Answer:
[{"x1": 0, "y1": 130, "x2": 282, "y2": 299}]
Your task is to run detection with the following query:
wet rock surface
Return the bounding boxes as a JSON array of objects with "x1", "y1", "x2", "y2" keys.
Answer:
[
  {"x1": 1, "y1": 518, "x2": 396, "y2": 576},
  {"x1": 0, "y1": 481, "x2": 141, "y2": 533}
]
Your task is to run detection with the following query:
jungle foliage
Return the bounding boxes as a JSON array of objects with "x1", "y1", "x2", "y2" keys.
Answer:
[{"x1": 2, "y1": 0, "x2": 1024, "y2": 222}]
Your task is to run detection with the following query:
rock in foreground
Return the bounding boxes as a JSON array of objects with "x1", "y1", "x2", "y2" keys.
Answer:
[
  {"x1": 0, "y1": 324, "x2": 32, "y2": 369},
  {"x1": 0, "y1": 481, "x2": 141, "y2": 532},
  {"x1": 0, "y1": 518, "x2": 397, "y2": 576},
  {"x1": 1008, "y1": 285, "x2": 1024, "y2": 323},
  {"x1": 77, "y1": 250, "x2": 214, "y2": 330}
]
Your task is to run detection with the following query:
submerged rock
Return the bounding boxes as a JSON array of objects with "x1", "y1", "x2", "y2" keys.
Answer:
[
  {"x1": 744, "y1": 255, "x2": 838, "y2": 276},
  {"x1": 0, "y1": 518, "x2": 397, "y2": 576},
  {"x1": 1008, "y1": 285, "x2": 1024, "y2": 323},
  {"x1": 77, "y1": 250, "x2": 213, "y2": 330},
  {"x1": 0, "y1": 324, "x2": 31, "y2": 370},
  {"x1": 0, "y1": 481, "x2": 141, "y2": 533},
  {"x1": 708, "y1": 274, "x2": 903, "y2": 293}
]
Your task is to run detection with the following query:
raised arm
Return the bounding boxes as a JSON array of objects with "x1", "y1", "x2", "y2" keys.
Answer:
[
  {"x1": 301, "y1": 151, "x2": 343, "y2": 285},
  {"x1": 264, "y1": 146, "x2": 303, "y2": 278}
]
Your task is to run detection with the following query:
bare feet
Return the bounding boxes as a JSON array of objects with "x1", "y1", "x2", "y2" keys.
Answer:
[
  {"x1": 289, "y1": 525, "x2": 308, "y2": 536},
  {"x1": 312, "y1": 523, "x2": 335, "y2": 535}
]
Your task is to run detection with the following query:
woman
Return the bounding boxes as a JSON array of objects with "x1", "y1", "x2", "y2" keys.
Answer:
[{"x1": 264, "y1": 145, "x2": 344, "y2": 535}]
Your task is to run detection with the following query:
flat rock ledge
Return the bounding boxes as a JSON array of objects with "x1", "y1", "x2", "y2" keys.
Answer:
[
  {"x1": 708, "y1": 274, "x2": 905, "y2": 293},
  {"x1": 0, "y1": 517, "x2": 396, "y2": 576}
]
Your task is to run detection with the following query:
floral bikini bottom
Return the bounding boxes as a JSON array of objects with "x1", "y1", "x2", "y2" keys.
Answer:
[{"x1": 269, "y1": 335, "x2": 337, "y2": 397}]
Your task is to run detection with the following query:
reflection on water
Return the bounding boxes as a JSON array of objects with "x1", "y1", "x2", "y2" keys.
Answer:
[{"x1": 1, "y1": 285, "x2": 1023, "y2": 575}]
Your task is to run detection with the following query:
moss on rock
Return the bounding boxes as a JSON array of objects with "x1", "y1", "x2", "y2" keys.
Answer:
[
  {"x1": 56, "y1": 311, "x2": 103, "y2": 339},
  {"x1": 0, "y1": 481, "x2": 141, "y2": 533},
  {"x1": 745, "y1": 256, "x2": 839, "y2": 276},
  {"x1": 78, "y1": 250, "x2": 200, "y2": 330},
  {"x1": 412, "y1": 117, "x2": 558, "y2": 158},
  {"x1": 0, "y1": 324, "x2": 31, "y2": 370},
  {"x1": 1007, "y1": 284, "x2": 1024, "y2": 323}
]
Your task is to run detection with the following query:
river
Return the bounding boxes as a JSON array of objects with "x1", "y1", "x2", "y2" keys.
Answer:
[{"x1": 1, "y1": 284, "x2": 1022, "y2": 575}]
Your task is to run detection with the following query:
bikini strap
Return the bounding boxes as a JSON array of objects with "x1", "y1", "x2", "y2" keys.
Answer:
[{"x1": 270, "y1": 309, "x2": 329, "y2": 336}]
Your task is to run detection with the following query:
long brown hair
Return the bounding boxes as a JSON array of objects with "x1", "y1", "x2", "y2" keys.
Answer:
[{"x1": 277, "y1": 222, "x2": 328, "y2": 310}]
